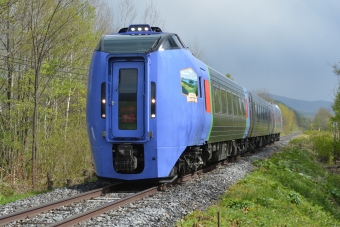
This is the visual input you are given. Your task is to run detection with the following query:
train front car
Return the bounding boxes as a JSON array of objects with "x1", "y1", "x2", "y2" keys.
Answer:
[{"x1": 86, "y1": 24, "x2": 212, "y2": 182}]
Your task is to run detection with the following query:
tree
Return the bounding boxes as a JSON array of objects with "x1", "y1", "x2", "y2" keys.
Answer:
[
  {"x1": 0, "y1": 0, "x2": 30, "y2": 184},
  {"x1": 333, "y1": 62, "x2": 340, "y2": 78},
  {"x1": 27, "y1": 0, "x2": 100, "y2": 189},
  {"x1": 331, "y1": 87, "x2": 340, "y2": 123},
  {"x1": 313, "y1": 108, "x2": 332, "y2": 131},
  {"x1": 188, "y1": 36, "x2": 206, "y2": 61},
  {"x1": 226, "y1": 73, "x2": 234, "y2": 81},
  {"x1": 332, "y1": 63, "x2": 340, "y2": 124},
  {"x1": 113, "y1": 0, "x2": 137, "y2": 32},
  {"x1": 278, "y1": 103, "x2": 299, "y2": 133},
  {"x1": 0, "y1": 0, "x2": 99, "y2": 190},
  {"x1": 89, "y1": 0, "x2": 115, "y2": 34},
  {"x1": 141, "y1": 0, "x2": 165, "y2": 29},
  {"x1": 253, "y1": 88, "x2": 273, "y2": 102}
]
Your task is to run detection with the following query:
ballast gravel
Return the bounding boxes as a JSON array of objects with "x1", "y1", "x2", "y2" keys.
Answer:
[
  {"x1": 0, "y1": 136, "x2": 293, "y2": 227},
  {"x1": 0, "y1": 181, "x2": 111, "y2": 217}
]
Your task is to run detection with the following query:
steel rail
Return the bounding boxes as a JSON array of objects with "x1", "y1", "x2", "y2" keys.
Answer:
[
  {"x1": 48, "y1": 164, "x2": 223, "y2": 226},
  {"x1": 0, "y1": 184, "x2": 119, "y2": 226},
  {"x1": 50, "y1": 186, "x2": 159, "y2": 227}
]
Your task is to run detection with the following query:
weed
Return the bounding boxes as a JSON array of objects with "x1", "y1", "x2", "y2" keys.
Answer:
[
  {"x1": 226, "y1": 199, "x2": 255, "y2": 211},
  {"x1": 178, "y1": 131, "x2": 340, "y2": 226},
  {"x1": 330, "y1": 188, "x2": 340, "y2": 202},
  {"x1": 255, "y1": 197, "x2": 274, "y2": 207},
  {"x1": 286, "y1": 191, "x2": 302, "y2": 205}
]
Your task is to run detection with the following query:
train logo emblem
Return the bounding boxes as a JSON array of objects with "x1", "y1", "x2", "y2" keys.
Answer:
[{"x1": 180, "y1": 68, "x2": 198, "y2": 103}]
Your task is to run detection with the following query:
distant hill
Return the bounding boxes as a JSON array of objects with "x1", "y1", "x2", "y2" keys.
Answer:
[{"x1": 269, "y1": 94, "x2": 334, "y2": 117}]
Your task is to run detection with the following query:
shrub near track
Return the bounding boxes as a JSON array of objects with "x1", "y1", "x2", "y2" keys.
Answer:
[{"x1": 177, "y1": 134, "x2": 340, "y2": 227}]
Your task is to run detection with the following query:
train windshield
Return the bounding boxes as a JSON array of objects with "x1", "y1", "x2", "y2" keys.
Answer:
[{"x1": 101, "y1": 35, "x2": 161, "y2": 53}]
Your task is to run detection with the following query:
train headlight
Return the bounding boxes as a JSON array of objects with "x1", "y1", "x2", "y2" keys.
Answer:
[
  {"x1": 151, "y1": 82, "x2": 156, "y2": 118},
  {"x1": 101, "y1": 83, "x2": 106, "y2": 119}
]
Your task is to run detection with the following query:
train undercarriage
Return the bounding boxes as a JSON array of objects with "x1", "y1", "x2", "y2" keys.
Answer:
[
  {"x1": 173, "y1": 134, "x2": 280, "y2": 176},
  {"x1": 109, "y1": 134, "x2": 280, "y2": 181}
]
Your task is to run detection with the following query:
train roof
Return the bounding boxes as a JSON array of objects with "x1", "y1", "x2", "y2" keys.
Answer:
[{"x1": 95, "y1": 24, "x2": 188, "y2": 54}]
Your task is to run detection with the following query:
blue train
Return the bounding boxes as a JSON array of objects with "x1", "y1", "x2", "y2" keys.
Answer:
[{"x1": 86, "y1": 24, "x2": 282, "y2": 182}]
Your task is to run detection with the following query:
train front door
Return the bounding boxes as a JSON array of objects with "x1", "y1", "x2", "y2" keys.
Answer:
[{"x1": 108, "y1": 61, "x2": 145, "y2": 140}]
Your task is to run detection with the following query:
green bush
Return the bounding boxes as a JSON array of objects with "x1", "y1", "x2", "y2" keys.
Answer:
[
  {"x1": 0, "y1": 181, "x2": 14, "y2": 197},
  {"x1": 289, "y1": 133, "x2": 313, "y2": 149},
  {"x1": 310, "y1": 131, "x2": 340, "y2": 164}
]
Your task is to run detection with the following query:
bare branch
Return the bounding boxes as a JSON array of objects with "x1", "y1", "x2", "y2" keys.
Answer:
[
  {"x1": 114, "y1": 0, "x2": 137, "y2": 32},
  {"x1": 253, "y1": 88, "x2": 273, "y2": 102},
  {"x1": 141, "y1": 0, "x2": 165, "y2": 28},
  {"x1": 89, "y1": 0, "x2": 114, "y2": 34},
  {"x1": 188, "y1": 37, "x2": 206, "y2": 61}
]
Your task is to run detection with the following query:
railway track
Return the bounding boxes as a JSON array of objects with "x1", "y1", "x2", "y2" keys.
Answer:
[
  {"x1": 0, "y1": 133, "x2": 299, "y2": 226},
  {"x1": 0, "y1": 184, "x2": 120, "y2": 226},
  {"x1": 0, "y1": 183, "x2": 156, "y2": 226},
  {"x1": 49, "y1": 186, "x2": 159, "y2": 227},
  {"x1": 0, "y1": 165, "x2": 222, "y2": 227}
]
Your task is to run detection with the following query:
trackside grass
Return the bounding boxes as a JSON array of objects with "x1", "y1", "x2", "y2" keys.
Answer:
[
  {"x1": 0, "y1": 191, "x2": 44, "y2": 206},
  {"x1": 177, "y1": 135, "x2": 340, "y2": 227}
]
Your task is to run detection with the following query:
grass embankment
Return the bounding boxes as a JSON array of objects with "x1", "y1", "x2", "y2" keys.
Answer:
[
  {"x1": 0, "y1": 191, "x2": 45, "y2": 205},
  {"x1": 177, "y1": 134, "x2": 340, "y2": 226}
]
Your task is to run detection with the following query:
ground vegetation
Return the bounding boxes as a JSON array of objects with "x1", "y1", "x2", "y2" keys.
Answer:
[{"x1": 178, "y1": 132, "x2": 340, "y2": 226}]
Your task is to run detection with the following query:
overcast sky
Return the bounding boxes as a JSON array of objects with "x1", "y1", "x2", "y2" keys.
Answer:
[{"x1": 107, "y1": 0, "x2": 340, "y2": 102}]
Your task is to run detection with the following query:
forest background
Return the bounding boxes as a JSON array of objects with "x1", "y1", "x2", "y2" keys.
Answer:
[{"x1": 0, "y1": 0, "x2": 337, "y2": 195}]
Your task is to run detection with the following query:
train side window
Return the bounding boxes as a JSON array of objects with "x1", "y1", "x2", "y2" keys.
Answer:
[
  {"x1": 244, "y1": 99, "x2": 247, "y2": 117},
  {"x1": 237, "y1": 96, "x2": 240, "y2": 116},
  {"x1": 213, "y1": 86, "x2": 221, "y2": 113},
  {"x1": 227, "y1": 92, "x2": 233, "y2": 115},
  {"x1": 235, "y1": 96, "x2": 239, "y2": 116},
  {"x1": 262, "y1": 106, "x2": 264, "y2": 120},
  {"x1": 239, "y1": 98, "x2": 243, "y2": 117},
  {"x1": 161, "y1": 39, "x2": 177, "y2": 49},
  {"x1": 238, "y1": 97, "x2": 244, "y2": 117},
  {"x1": 263, "y1": 107, "x2": 265, "y2": 120},
  {"x1": 233, "y1": 94, "x2": 238, "y2": 116},
  {"x1": 176, "y1": 35, "x2": 186, "y2": 48},
  {"x1": 237, "y1": 97, "x2": 240, "y2": 116},
  {"x1": 220, "y1": 89, "x2": 227, "y2": 114},
  {"x1": 267, "y1": 108, "x2": 270, "y2": 120},
  {"x1": 172, "y1": 35, "x2": 184, "y2": 48},
  {"x1": 199, "y1": 77, "x2": 202, "y2": 98}
]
